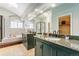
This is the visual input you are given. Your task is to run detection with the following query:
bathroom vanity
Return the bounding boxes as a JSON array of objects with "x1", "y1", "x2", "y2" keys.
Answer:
[
  {"x1": 22, "y1": 33, "x2": 35, "y2": 50},
  {"x1": 34, "y1": 35, "x2": 79, "y2": 56}
]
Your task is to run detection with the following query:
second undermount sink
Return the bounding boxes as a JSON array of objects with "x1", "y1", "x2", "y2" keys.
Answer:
[{"x1": 69, "y1": 40, "x2": 79, "y2": 49}]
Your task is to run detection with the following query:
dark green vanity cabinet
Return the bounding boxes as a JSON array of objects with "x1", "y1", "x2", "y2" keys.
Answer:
[
  {"x1": 56, "y1": 46, "x2": 72, "y2": 56},
  {"x1": 22, "y1": 34, "x2": 35, "y2": 50},
  {"x1": 56, "y1": 48, "x2": 70, "y2": 56},
  {"x1": 56, "y1": 44, "x2": 79, "y2": 56},
  {"x1": 42, "y1": 43, "x2": 54, "y2": 56},
  {"x1": 35, "y1": 37, "x2": 79, "y2": 56},
  {"x1": 27, "y1": 34, "x2": 35, "y2": 50},
  {"x1": 35, "y1": 38, "x2": 56, "y2": 56},
  {"x1": 35, "y1": 39, "x2": 54, "y2": 56},
  {"x1": 35, "y1": 39, "x2": 43, "y2": 56}
]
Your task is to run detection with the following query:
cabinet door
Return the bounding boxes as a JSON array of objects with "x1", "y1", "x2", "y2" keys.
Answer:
[
  {"x1": 42, "y1": 43, "x2": 53, "y2": 56},
  {"x1": 27, "y1": 34, "x2": 34, "y2": 50},
  {"x1": 22, "y1": 34, "x2": 27, "y2": 48},
  {"x1": 57, "y1": 49, "x2": 70, "y2": 56},
  {"x1": 66, "y1": 49, "x2": 79, "y2": 56},
  {"x1": 56, "y1": 46, "x2": 78, "y2": 56},
  {"x1": 35, "y1": 40, "x2": 43, "y2": 56},
  {"x1": 52, "y1": 45, "x2": 57, "y2": 56},
  {"x1": 56, "y1": 46, "x2": 70, "y2": 56},
  {"x1": 71, "y1": 52, "x2": 79, "y2": 56}
]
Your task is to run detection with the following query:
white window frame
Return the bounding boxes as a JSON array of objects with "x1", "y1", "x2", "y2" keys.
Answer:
[{"x1": 10, "y1": 20, "x2": 23, "y2": 28}]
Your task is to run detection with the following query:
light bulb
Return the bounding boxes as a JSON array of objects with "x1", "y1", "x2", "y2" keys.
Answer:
[{"x1": 35, "y1": 9, "x2": 38, "y2": 11}]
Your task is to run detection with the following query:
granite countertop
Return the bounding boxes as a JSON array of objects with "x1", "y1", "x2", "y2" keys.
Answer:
[{"x1": 34, "y1": 34, "x2": 79, "y2": 52}]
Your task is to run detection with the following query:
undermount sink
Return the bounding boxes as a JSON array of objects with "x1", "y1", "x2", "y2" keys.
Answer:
[
  {"x1": 69, "y1": 40, "x2": 79, "y2": 49},
  {"x1": 45, "y1": 37, "x2": 61, "y2": 41},
  {"x1": 70, "y1": 43, "x2": 79, "y2": 49}
]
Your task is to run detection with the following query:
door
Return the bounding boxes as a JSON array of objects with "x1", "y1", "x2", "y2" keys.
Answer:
[
  {"x1": 56, "y1": 46, "x2": 71, "y2": 56},
  {"x1": 57, "y1": 48, "x2": 70, "y2": 56},
  {"x1": 59, "y1": 15, "x2": 70, "y2": 35},
  {"x1": 56, "y1": 46, "x2": 79, "y2": 56},
  {"x1": 42, "y1": 43, "x2": 53, "y2": 56}
]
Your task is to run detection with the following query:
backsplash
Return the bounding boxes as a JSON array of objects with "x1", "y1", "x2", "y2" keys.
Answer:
[{"x1": 69, "y1": 35, "x2": 79, "y2": 40}]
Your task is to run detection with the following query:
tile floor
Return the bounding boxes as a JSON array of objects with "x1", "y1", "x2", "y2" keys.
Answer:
[{"x1": 0, "y1": 43, "x2": 35, "y2": 56}]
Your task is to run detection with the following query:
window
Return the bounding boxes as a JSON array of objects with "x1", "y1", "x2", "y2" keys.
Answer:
[
  {"x1": 24, "y1": 21, "x2": 33, "y2": 29},
  {"x1": 10, "y1": 21, "x2": 17, "y2": 28},
  {"x1": 17, "y1": 22, "x2": 23, "y2": 28},
  {"x1": 10, "y1": 20, "x2": 23, "y2": 28}
]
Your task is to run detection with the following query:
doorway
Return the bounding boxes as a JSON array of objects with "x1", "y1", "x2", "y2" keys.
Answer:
[{"x1": 59, "y1": 15, "x2": 70, "y2": 35}]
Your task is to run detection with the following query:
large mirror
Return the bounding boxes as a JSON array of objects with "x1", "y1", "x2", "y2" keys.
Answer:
[
  {"x1": 36, "y1": 22, "x2": 45, "y2": 34},
  {"x1": 34, "y1": 10, "x2": 52, "y2": 35}
]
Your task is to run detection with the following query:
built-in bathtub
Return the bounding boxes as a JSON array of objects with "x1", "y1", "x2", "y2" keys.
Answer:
[{"x1": 0, "y1": 35, "x2": 23, "y2": 48}]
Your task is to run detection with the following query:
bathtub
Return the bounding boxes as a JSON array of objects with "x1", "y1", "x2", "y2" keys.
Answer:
[{"x1": 0, "y1": 35, "x2": 23, "y2": 48}]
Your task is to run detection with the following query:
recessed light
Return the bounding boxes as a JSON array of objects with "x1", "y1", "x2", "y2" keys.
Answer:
[
  {"x1": 35, "y1": 9, "x2": 38, "y2": 11},
  {"x1": 51, "y1": 3, "x2": 56, "y2": 7}
]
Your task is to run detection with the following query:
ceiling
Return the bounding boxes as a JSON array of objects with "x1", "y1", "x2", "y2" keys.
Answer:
[{"x1": 0, "y1": 3, "x2": 62, "y2": 19}]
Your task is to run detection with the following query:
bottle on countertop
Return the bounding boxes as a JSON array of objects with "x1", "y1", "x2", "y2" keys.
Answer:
[{"x1": 65, "y1": 35, "x2": 69, "y2": 40}]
